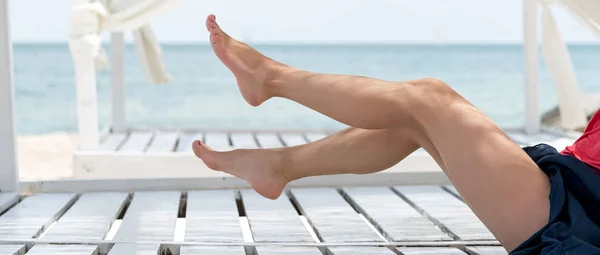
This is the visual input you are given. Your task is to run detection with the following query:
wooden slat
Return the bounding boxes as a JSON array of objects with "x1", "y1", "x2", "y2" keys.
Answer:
[
  {"x1": 343, "y1": 187, "x2": 451, "y2": 241},
  {"x1": 256, "y1": 247, "x2": 322, "y2": 254},
  {"x1": 185, "y1": 190, "x2": 244, "y2": 242},
  {"x1": 100, "y1": 133, "x2": 127, "y2": 151},
  {"x1": 180, "y1": 246, "x2": 245, "y2": 255},
  {"x1": 465, "y1": 246, "x2": 508, "y2": 255},
  {"x1": 0, "y1": 245, "x2": 25, "y2": 255},
  {"x1": 0, "y1": 193, "x2": 18, "y2": 213},
  {"x1": 242, "y1": 190, "x2": 313, "y2": 242},
  {"x1": 230, "y1": 133, "x2": 259, "y2": 149},
  {"x1": 289, "y1": 188, "x2": 382, "y2": 242},
  {"x1": 145, "y1": 131, "x2": 178, "y2": 152},
  {"x1": 394, "y1": 186, "x2": 494, "y2": 240},
  {"x1": 255, "y1": 133, "x2": 284, "y2": 148},
  {"x1": 118, "y1": 131, "x2": 153, "y2": 152},
  {"x1": 0, "y1": 193, "x2": 76, "y2": 239},
  {"x1": 328, "y1": 247, "x2": 395, "y2": 254},
  {"x1": 304, "y1": 132, "x2": 327, "y2": 142},
  {"x1": 108, "y1": 244, "x2": 159, "y2": 255},
  {"x1": 42, "y1": 192, "x2": 128, "y2": 241},
  {"x1": 26, "y1": 245, "x2": 97, "y2": 255},
  {"x1": 279, "y1": 133, "x2": 307, "y2": 147},
  {"x1": 176, "y1": 132, "x2": 203, "y2": 152},
  {"x1": 113, "y1": 191, "x2": 179, "y2": 241},
  {"x1": 397, "y1": 247, "x2": 466, "y2": 254},
  {"x1": 205, "y1": 132, "x2": 232, "y2": 151}
]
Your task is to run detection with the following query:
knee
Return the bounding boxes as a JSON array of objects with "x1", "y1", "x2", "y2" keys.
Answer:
[{"x1": 407, "y1": 78, "x2": 463, "y2": 104}]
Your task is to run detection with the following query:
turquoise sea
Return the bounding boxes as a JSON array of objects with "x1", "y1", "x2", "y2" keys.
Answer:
[{"x1": 12, "y1": 44, "x2": 600, "y2": 135}]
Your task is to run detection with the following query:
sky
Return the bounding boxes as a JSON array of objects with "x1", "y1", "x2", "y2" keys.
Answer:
[{"x1": 8, "y1": 0, "x2": 600, "y2": 44}]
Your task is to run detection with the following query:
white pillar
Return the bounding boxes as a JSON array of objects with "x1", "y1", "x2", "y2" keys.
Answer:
[
  {"x1": 524, "y1": 0, "x2": 541, "y2": 134},
  {"x1": 0, "y1": 0, "x2": 20, "y2": 192},
  {"x1": 111, "y1": 32, "x2": 126, "y2": 132}
]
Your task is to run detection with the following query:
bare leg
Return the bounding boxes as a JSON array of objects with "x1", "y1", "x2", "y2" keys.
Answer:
[{"x1": 198, "y1": 15, "x2": 549, "y2": 251}]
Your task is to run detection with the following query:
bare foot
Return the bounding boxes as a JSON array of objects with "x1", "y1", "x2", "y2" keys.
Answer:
[
  {"x1": 192, "y1": 140, "x2": 290, "y2": 199},
  {"x1": 206, "y1": 14, "x2": 279, "y2": 106}
]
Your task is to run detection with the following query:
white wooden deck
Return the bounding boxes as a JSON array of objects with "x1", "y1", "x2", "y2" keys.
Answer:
[
  {"x1": 73, "y1": 127, "x2": 580, "y2": 181},
  {"x1": 0, "y1": 185, "x2": 509, "y2": 255}
]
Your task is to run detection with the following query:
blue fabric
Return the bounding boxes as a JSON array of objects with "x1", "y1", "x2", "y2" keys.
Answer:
[{"x1": 510, "y1": 144, "x2": 600, "y2": 255}]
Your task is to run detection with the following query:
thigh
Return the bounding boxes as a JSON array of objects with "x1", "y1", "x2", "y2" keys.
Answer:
[{"x1": 410, "y1": 82, "x2": 550, "y2": 251}]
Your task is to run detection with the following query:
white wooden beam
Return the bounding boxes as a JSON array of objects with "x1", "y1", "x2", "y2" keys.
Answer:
[
  {"x1": 524, "y1": 0, "x2": 541, "y2": 134},
  {"x1": 0, "y1": 0, "x2": 20, "y2": 192},
  {"x1": 110, "y1": 32, "x2": 126, "y2": 132}
]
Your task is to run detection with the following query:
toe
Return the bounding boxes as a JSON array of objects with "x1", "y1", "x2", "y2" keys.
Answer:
[
  {"x1": 192, "y1": 140, "x2": 221, "y2": 170},
  {"x1": 210, "y1": 32, "x2": 223, "y2": 45},
  {"x1": 205, "y1": 14, "x2": 217, "y2": 32}
]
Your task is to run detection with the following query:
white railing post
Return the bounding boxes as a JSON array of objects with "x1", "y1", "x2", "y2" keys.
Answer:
[
  {"x1": 0, "y1": 0, "x2": 20, "y2": 192},
  {"x1": 524, "y1": 0, "x2": 541, "y2": 134},
  {"x1": 111, "y1": 32, "x2": 126, "y2": 132}
]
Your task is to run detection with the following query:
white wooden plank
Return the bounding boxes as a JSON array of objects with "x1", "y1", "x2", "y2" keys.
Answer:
[
  {"x1": 465, "y1": 246, "x2": 508, "y2": 255},
  {"x1": 177, "y1": 132, "x2": 203, "y2": 152},
  {"x1": 118, "y1": 131, "x2": 153, "y2": 152},
  {"x1": 397, "y1": 247, "x2": 466, "y2": 254},
  {"x1": 256, "y1": 247, "x2": 321, "y2": 255},
  {"x1": 342, "y1": 187, "x2": 451, "y2": 241},
  {"x1": 205, "y1": 132, "x2": 232, "y2": 151},
  {"x1": 108, "y1": 244, "x2": 159, "y2": 255},
  {"x1": 26, "y1": 245, "x2": 97, "y2": 255},
  {"x1": 180, "y1": 246, "x2": 245, "y2": 255},
  {"x1": 42, "y1": 192, "x2": 128, "y2": 241},
  {"x1": 230, "y1": 133, "x2": 259, "y2": 149},
  {"x1": 289, "y1": 188, "x2": 383, "y2": 242},
  {"x1": 524, "y1": 0, "x2": 540, "y2": 134},
  {"x1": 328, "y1": 247, "x2": 395, "y2": 255},
  {"x1": 0, "y1": 245, "x2": 25, "y2": 255},
  {"x1": 242, "y1": 190, "x2": 313, "y2": 242},
  {"x1": 99, "y1": 133, "x2": 128, "y2": 151},
  {"x1": 304, "y1": 132, "x2": 327, "y2": 142},
  {"x1": 279, "y1": 133, "x2": 307, "y2": 147},
  {"x1": 0, "y1": 193, "x2": 76, "y2": 238},
  {"x1": 146, "y1": 131, "x2": 178, "y2": 152},
  {"x1": 185, "y1": 190, "x2": 244, "y2": 242},
  {"x1": 113, "y1": 191, "x2": 179, "y2": 241},
  {"x1": 0, "y1": 0, "x2": 19, "y2": 193},
  {"x1": 0, "y1": 193, "x2": 18, "y2": 213},
  {"x1": 255, "y1": 133, "x2": 284, "y2": 148},
  {"x1": 111, "y1": 32, "x2": 126, "y2": 133},
  {"x1": 394, "y1": 186, "x2": 495, "y2": 240}
]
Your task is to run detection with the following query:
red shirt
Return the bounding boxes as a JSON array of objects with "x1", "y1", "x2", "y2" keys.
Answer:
[{"x1": 561, "y1": 110, "x2": 600, "y2": 170}]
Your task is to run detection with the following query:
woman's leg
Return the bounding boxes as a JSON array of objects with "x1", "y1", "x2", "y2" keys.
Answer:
[{"x1": 197, "y1": 15, "x2": 549, "y2": 251}]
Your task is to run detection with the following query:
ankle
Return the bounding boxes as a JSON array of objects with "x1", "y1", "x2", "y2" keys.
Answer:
[
  {"x1": 273, "y1": 148, "x2": 298, "y2": 183},
  {"x1": 264, "y1": 62, "x2": 296, "y2": 98}
]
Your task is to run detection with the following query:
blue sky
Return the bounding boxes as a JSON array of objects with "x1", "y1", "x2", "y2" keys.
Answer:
[{"x1": 9, "y1": 0, "x2": 599, "y2": 43}]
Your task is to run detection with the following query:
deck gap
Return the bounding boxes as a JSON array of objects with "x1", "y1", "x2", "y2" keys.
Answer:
[
  {"x1": 235, "y1": 191, "x2": 247, "y2": 217},
  {"x1": 285, "y1": 190, "x2": 326, "y2": 243},
  {"x1": 142, "y1": 131, "x2": 156, "y2": 152},
  {"x1": 36, "y1": 220, "x2": 57, "y2": 239},
  {"x1": 337, "y1": 188, "x2": 393, "y2": 242},
  {"x1": 300, "y1": 133, "x2": 311, "y2": 143},
  {"x1": 171, "y1": 131, "x2": 181, "y2": 152},
  {"x1": 116, "y1": 193, "x2": 133, "y2": 219},
  {"x1": 288, "y1": 191, "x2": 304, "y2": 216},
  {"x1": 441, "y1": 185, "x2": 464, "y2": 202},
  {"x1": 390, "y1": 187, "x2": 462, "y2": 241},
  {"x1": 227, "y1": 132, "x2": 233, "y2": 146},
  {"x1": 277, "y1": 133, "x2": 288, "y2": 147},
  {"x1": 114, "y1": 131, "x2": 131, "y2": 151},
  {"x1": 178, "y1": 191, "x2": 187, "y2": 218},
  {"x1": 252, "y1": 133, "x2": 262, "y2": 148}
]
